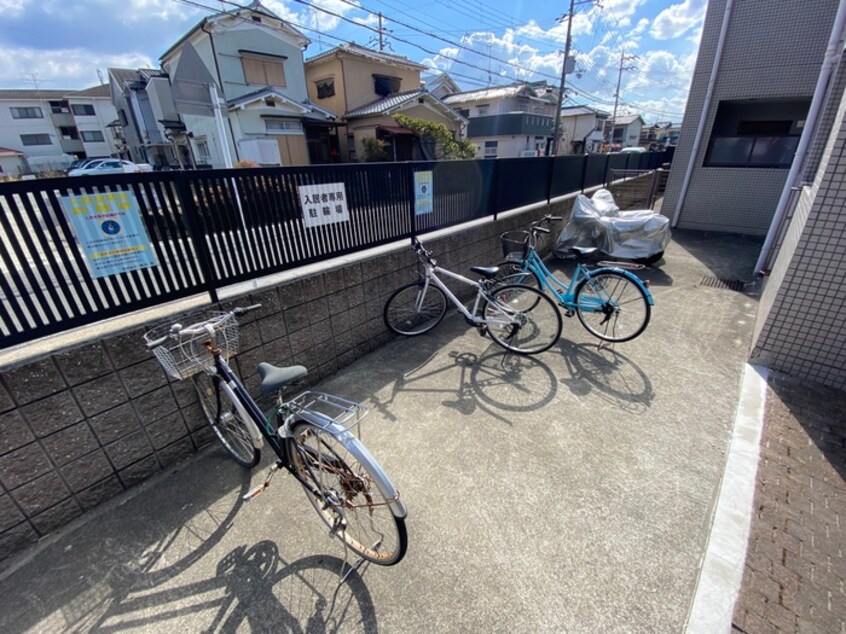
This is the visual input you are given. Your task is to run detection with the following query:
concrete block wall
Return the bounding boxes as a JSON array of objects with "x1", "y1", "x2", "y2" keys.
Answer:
[{"x1": 0, "y1": 191, "x2": 594, "y2": 562}]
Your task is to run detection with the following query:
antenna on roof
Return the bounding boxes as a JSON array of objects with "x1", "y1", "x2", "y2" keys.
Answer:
[{"x1": 96, "y1": 69, "x2": 105, "y2": 85}]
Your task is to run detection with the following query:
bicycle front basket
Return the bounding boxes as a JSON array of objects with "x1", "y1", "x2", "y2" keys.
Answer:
[
  {"x1": 500, "y1": 231, "x2": 530, "y2": 259},
  {"x1": 144, "y1": 312, "x2": 240, "y2": 380}
]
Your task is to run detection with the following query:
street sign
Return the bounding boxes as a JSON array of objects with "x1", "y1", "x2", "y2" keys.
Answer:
[{"x1": 298, "y1": 183, "x2": 351, "y2": 228}]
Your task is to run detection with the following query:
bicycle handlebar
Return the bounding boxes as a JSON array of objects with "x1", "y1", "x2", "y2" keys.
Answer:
[
  {"x1": 145, "y1": 304, "x2": 263, "y2": 348},
  {"x1": 411, "y1": 236, "x2": 436, "y2": 266}
]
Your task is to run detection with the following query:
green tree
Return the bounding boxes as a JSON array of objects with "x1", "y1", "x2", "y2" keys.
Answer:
[
  {"x1": 393, "y1": 114, "x2": 476, "y2": 160},
  {"x1": 361, "y1": 137, "x2": 390, "y2": 162}
]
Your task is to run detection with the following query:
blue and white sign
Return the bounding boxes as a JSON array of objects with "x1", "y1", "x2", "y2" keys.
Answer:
[
  {"x1": 414, "y1": 171, "x2": 433, "y2": 216},
  {"x1": 60, "y1": 191, "x2": 158, "y2": 278}
]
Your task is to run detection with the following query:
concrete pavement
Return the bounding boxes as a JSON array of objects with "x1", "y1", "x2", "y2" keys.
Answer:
[{"x1": 0, "y1": 230, "x2": 767, "y2": 633}]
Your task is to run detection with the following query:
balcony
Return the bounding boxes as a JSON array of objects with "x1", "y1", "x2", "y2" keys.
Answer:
[{"x1": 467, "y1": 112, "x2": 554, "y2": 138}]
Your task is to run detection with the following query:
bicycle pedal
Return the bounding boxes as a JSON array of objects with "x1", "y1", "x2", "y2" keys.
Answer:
[
  {"x1": 478, "y1": 325, "x2": 488, "y2": 337},
  {"x1": 243, "y1": 484, "x2": 267, "y2": 501}
]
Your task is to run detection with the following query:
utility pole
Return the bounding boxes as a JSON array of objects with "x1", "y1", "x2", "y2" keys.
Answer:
[
  {"x1": 549, "y1": 0, "x2": 592, "y2": 156},
  {"x1": 378, "y1": 12, "x2": 385, "y2": 51},
  {"x1": 609, "y1": 48, "x2": 637, "y2": 148}
]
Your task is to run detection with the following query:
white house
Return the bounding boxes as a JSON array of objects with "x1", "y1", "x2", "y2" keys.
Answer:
[
  {"x1": 442, "y1": 81, "x2": 558, "y2": 158},
  {"x1": 559, "y1": 105, "x2": 610, "y2": 154},
  {"x1": 0, "y1": 86, "x2": 119, "y2": 175},
  {"x1": 606, "y1": 113, "x2": 645, "y2": 149}
]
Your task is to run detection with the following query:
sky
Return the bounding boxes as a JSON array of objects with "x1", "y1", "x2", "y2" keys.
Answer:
[{"x1": 0, "y1": 0, "x2": 708, "y2": 123}]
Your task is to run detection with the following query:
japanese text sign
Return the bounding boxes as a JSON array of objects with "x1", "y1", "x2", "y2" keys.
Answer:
[{"x1": 298, "y1": 183, "x2": 350, "y2": 228}]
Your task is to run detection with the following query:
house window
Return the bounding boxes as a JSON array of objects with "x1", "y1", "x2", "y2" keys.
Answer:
[
  {"x1": 316, "y1": 78, "x2": 335, "y2": 99},
  {"x1": 71, "y1": 104, "x2": 96, "y2": 116},
  {"x1": 49, "y1": 100, "x2": 69, "y2": 114},
  {"x1": 458, "y1": 108, "x2": 470, "y2": 118},
  {"x1": 80, "y1": 130, "x2": 105, "y2": 142},
  {"x1": 10, "y1": 106, "x2": 43, "y2": 119},
  {"x1": 347, "y1": 133, "x2": 357, "y2": 161},
  {"x1": 373, "y1": 74, "x2": 401, "y2": 96},
  {"x1": 265, "y1": 119, "x2": 302, "y2": 134},
  {"x1": 195, "y1": 139, "x2": 211, "y2": 162},
  {"x1": 21, "y1": 133, "x2": 51, "y2": 146},
  {"x1": 242, "y1": 53, "x2": 286, "y2": 87},
  {"x1": 59, "y1": 127, "x2": 79, "y2": 140},
  {"x1": 704, "y1": 98, "x2": 810, "y2": 168},
  {"x1": 484, "y1": 140, "x2": 498, "y2": 158},
  {"x1": 477, "y1": 104, "x2": 490, "y2": 116}
]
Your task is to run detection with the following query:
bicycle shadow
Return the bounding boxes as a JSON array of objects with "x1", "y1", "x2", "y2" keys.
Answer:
[
  {"x1": 0, "y1": 454, "x2": 254, "y2": 633},
  {"x1": 558, "y1": 342, "x2": 654, "y2": 414},
  {"x1": 85, "y1": 542, "x2": 376, "y2": 633},
  {"x1": 368, "y1": 344, "x2": 558, "y2": 427}
]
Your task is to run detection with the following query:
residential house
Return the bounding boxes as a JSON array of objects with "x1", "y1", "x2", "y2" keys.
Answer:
[
  {"x1": 640, "y1": 122, "x2": 679, "y2": 149},
  {"x1": 304, "y1": 43, "x2": 464, "y2": 161},
  {"x1": 662, "y1": 0, "x2": 846, "y2": 391},
  {"x1": 159, "y1": 1, "x2": 337, "y2": 168},
  {"x1": 559, "y1": 105, "x2": 610, "y2": 154},
  {"x1": 442, "y1": 81, "x2": 558, "y2": 158},
  {"x1": 0, "y1": 87, "x2": 119, "y2": 175},
  {"x1": 109, "y1": 68, "x2": 188, "y2": 168},
  {"x1": 605, "y1": 113, "x2": 644, "y2": 150},
  {"x1": 424, "y1": 73, "x2": 461, "y2": 100},
  {"x1": 0, "y1": 147, "x2": 24, "y2": 177}
]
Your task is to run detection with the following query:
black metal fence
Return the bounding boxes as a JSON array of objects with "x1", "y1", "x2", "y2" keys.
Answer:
[{"x1": 0, "y1": 150, "x2": 672, "y2": 347}]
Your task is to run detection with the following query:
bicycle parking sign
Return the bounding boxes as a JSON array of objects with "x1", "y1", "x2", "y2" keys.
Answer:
[
  {"x1": 60, "y1": 190, "x2": 158, "y2": 279},
  {"x1": 298, "y1": 182, "x2": 350, "y2": 228}
]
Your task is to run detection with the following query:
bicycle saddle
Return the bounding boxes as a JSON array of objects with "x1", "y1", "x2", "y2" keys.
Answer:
[
  {"x1": 469, "y1": 265, "x2": 500, "y2": 278},
  {"x1": 570, "y1": 246, "x2": 599, "y2": 258},
  {"x1": 257, "y1": 362, "x2": 307, "y2": 394}
]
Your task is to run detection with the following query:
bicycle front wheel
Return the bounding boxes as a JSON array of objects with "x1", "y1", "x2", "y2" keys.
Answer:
[
  {"x1": 483, "y1": 284, "x2": 562, "y2": 354},
  {"x1": 574, "y1": 271, "x2": 651, "y2": 342},
  {"x1": 384, "y1": 281, "x2": 447, "y2": 336},
  {"x1": 289, "y1": 421, "x2": 408, "y2": 565},
  {"x1": 193, "y1": 373, "x2": 260, "y2": 468}
]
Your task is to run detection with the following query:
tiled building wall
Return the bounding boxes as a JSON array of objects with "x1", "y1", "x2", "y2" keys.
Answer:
[
  {"x1": 0, "y1": 181, "x2": 644, "y2": 562},
  {"x1": 751, "y1": 71, "x2": 846, "y2": 391},
  {"x1": 662, "y1": 0, "x2": 839, "y2": 235}
]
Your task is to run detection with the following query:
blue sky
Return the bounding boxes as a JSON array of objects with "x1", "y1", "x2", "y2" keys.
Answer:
[{"x1": 0, "y1": 0, "x2": 707, "y2": 122}]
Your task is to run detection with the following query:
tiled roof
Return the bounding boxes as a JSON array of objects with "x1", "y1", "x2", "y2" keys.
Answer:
[
  {"x1": 0, "y1": 89, "x2": 73, "y2": 100},
  {"x1": 0, "y1": 147, "x2": 23, "y2": 156},
  {"x1": 613, "y1": 114, "x2": 644, "y2": 125},
  {"x1": 346, "y1": 88, "x2": 427, "y2": 118},
  {"x1": 562, "y1": 105, "x2": 610, "y2": 117},
  {"x1": 441, "y1": 82, "x2": 538, "y2": 105},
  {"x1": 227, "y1": 86, "x2": 337, "y2": 119},
  {"x1": 68, "y1": 84, "x2": 111, "y2": 98},
  {"x1": 108, "y1": 68, "x2": 166, "y2": 90},
  {"x1": 306, "y1": 43, "x2": 427, "y2": 70}
]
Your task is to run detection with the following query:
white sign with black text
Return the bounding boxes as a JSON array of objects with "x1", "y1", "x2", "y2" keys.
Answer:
[{"x1": 298, "y1": 182, "x2": 350, "y2": 228}]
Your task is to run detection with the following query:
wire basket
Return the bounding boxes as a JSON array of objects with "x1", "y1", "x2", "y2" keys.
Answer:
[
  {"x1": 144, "y1": 312, "x2": 240, "y2": 380},
  {"x1": 501, "y1": 231, "x2": 531, "y2": 260}
]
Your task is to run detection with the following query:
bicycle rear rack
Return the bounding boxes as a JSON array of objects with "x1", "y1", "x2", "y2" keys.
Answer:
[{"x1": 287, "y1": 391, "x2": 369, "y2": 434}]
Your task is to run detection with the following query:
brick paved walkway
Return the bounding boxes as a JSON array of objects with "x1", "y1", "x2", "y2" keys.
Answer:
[{"x1": 732, "y1": 373, "x2": 846, "y2": 634}]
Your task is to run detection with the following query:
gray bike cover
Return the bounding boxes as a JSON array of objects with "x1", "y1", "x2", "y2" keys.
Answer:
[{"x1": 553, "y1": 189, "x2": 671, "y2": 260}]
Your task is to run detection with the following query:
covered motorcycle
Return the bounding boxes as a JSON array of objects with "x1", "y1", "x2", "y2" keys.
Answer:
[{"x1": 553, "y1": 189, "x2": 671, "y2": 264}]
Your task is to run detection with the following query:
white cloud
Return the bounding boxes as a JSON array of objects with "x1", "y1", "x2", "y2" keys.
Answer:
[
  {"x1": 0, "y1": 0, "x2": 29, "y2": 16},
  {"x1": 628, "y1": 18, "x2": 650, "y2": 37},
  {"x1": 650, "y1": 0, "x2": 707, "y2": 40},
  {"x1": 0, "y1": 46, "x2": 154, "y2": 89}
]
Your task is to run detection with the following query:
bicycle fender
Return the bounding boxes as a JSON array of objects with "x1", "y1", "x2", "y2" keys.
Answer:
[
  {"x1": 220, "y1": 380, "x2": 266, "y2": 449},
  {"x1": 299, "y1": 415, "x2": 408, "y2": 519},
  {"x1": 593, "y1": 267, "x2": 654, "y2": 305}
]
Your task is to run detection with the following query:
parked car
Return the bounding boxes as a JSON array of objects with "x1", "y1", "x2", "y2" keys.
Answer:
[
  {"x1": 66, "y1": 157, "x2": 111, "y2": 172},
  {"x1": 618, "y1": 146, "x2": 647, "y2": 154},
  {"x1": 67, "y1": 160, "x2": 153, "y2": 176}
]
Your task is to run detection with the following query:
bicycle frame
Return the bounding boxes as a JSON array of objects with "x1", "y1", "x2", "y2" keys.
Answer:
[
  {"x1": 210, "y1": 354, "x2": 407, "y2": 518},
  {"x1": 512, "y1": 248, "x2": 654, "y2": 309},
  {"x1": 419, "y1": 263, "x2": 519, "y2": 328}
]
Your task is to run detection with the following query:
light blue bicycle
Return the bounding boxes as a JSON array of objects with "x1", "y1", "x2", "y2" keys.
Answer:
[{"x1": 495, "y1": 215, "x2": 654, "y2": 343}]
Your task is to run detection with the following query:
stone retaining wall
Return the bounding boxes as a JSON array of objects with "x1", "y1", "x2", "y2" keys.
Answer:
[{"x1": 0, "y1": 180, "x2": 643, "y2": 562}]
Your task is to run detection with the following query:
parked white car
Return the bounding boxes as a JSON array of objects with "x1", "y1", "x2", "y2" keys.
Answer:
[{"x1": 67, "y1": 160, "x2": 152, "y2": 176}]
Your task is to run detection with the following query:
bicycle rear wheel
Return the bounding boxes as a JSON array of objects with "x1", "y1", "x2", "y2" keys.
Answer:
[
  {"x1": 193, "y1": 373, "x2": 260, "y2": 468},
  {"x1": 289, "y1": 421, "x2": 407, "y2": 565},
  {"x1": 384, "y1": 281, "x2": 447, "y2": 336},
  {"x1": 574, "y1": 271, "x2": 651, "y2": 342},
  {"x1": 483, "y1": 284, "x2": 562, "y2": 354},
  {"x1": 494, "y1": 260, "x2": 542, "y2": 291}
]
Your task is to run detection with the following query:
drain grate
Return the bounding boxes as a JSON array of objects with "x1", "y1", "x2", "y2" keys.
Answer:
[{"x1": 699, "y1": 276, "x2": 745, "y2": 292}]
